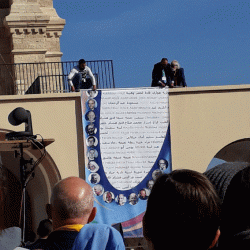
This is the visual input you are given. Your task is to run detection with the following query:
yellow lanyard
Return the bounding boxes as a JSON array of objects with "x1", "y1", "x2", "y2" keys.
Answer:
[{"x1": 55, "y1": 224, "x2": 84, "y2": 232}]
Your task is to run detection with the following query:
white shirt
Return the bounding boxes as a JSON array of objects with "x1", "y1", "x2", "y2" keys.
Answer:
[{"x1": 68, "y1": 65, "x2": 96, "y2": 87}]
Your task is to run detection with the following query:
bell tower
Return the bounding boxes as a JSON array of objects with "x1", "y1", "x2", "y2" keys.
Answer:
[
  {"x1": 3, "y1": 0, "x2": 65, "y2": 63},
  {"x1": 0, "y1": 0, "x2": 65, "y2": 94}
]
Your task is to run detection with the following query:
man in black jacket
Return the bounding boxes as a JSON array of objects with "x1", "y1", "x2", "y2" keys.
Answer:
[{"x1": 151, "y1": 58, "x2": 171, "y2": 87}]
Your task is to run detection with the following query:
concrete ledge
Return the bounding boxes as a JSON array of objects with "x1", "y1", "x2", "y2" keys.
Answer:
[
  {"x1": 168, "y1": 84, "x2": 250, "y2": 95},
  {"x1": 11, "y1": 49, "x2": 47, "y2": 54},
  {"x1": 0, "y1": 92, "x2": 81, "y2": 102}
]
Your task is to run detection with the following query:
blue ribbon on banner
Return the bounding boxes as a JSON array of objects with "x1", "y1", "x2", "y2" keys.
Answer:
[{"x1": 82, "y1": 89, "x2": 172, "y2": 237}]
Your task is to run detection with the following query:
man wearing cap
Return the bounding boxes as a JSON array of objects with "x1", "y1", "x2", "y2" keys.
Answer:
[{"x1": 68, "y1": 59, "x2": 97, "y2": 92}]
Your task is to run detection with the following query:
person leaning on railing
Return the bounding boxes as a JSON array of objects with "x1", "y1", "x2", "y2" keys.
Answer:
[
  {"x1": 68, "y1": 59, "x2": 97, "y2": 92},
  {"x1": 169, "y1": 60, "x2": 187, "y2": 87},
  {"x1": 151, "y1": 58, "x2": 172, "y2": 88}
]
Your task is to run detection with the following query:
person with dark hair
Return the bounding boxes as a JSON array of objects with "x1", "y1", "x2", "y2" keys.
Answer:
[
  {"x1": 151, "y1": 58, "x2": 171, "y2": 87},
  {"x1": 25, "y1": 219, "x2": 52, "y2": 249},
  {"x1": 143, "y1": 169, "x2": 221, "y2": 250},
  {"x1": 87, "y1": 136, "x2": 96, "y2": 147},
  {"x1": 169, "y1": 60, "x2": 187, "y2": 87},
  {"x1": 68, "y1": 59, "x2": 96, "y2": 92},
  {"x1": 204, "y1": 162, "x2": 250, "y2": 250},
  {"x1": 37, "y1": 219, "x2": 52, "y2": 239}
]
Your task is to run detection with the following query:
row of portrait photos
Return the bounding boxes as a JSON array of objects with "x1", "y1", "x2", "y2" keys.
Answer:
[{"x1": 85, "y1": 90, "x2": 169, "y2": 206}]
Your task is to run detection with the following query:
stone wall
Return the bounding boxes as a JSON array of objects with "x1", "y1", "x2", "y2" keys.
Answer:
[
  {"x1": 0, "y1": 3, "x2": 13, "y2": 94},
  {"x1": 0, "y1": 0, "x2": 65, "y2": 94}
]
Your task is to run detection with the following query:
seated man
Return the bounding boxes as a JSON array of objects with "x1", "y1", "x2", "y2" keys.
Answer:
[
  {"x1": 143, "y1": 169, "x2": 221, "y2": 250},
  {"x1": 42, "y1": 177, "x2": 97, "y2": 250},
  {"x1": 68, "y1": 59, "x2": 97, "y2": 92}
]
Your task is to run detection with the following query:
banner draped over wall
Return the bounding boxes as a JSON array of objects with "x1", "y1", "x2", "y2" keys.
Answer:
[{"x1": 81, "y1": 88, "x2": 172, "y2": 237}]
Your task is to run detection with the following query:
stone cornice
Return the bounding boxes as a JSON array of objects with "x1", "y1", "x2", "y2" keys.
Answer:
[
  {"x1": 1, "y1": 0, "x2": 65, "y2": 65},
  {"x1": 4, "y1": 11, "x2": 65, "y2": 38},
  {"x1": 45, "y1": 51, "x2": 63, "y2": 58},
  {"x1": 9, "y1": 27, "x2": 47, "y2": 34},
  {"x1": 46, "y1": 31, "x2": 62, "y2": 38},
  {"x1": 4, "y1": 16, "x2": 50, "y2": 34},
  {"x1": 11, "y1": 49, "x2": 47, "y2": 55},
  {"x1": 4, "y1": 1, "x2": 50, "y2": 23}
]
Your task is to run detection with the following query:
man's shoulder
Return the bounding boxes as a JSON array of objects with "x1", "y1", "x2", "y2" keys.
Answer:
[
  {"x1": 73, "y1": 65, "x2": 80, "y2": 70},
  {"x1": 45, "y1": 230, "x2": 79, "y2": 249},
  {"x1": 178, "y1": 67, "x2": 185, "y2": 74},
  {"x1": 47, "y1": 230, "x2": 79, "y2": 239},
  {"x1": 69, "y1": 65, "x2": 80, "y2": 73},
  {"x1": 73, "y1": 224, "x2": 125, "y2": 250},
  {"x1": 25, "y1": 239, "x2": 47, "y2": 249},
  {"x1": 85, "y1": 65, "x2": 92, "y2": 71},
  {"x1": 46, "y1": 230, "x2": 78, "y2": 250},
  {"x1": 154, "y1": 62, "x2": 161, "y2": 67}
]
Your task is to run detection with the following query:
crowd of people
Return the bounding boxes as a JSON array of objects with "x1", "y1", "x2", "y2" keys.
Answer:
[
  {"x1": 1, "y1": 160, "x2": 250, "y2": 249},
  {"x1": 67, "y1": 58, "x2": 187, "y2": 92}
]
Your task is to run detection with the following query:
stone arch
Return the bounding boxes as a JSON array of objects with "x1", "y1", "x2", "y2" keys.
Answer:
[{"x1": 0, "y1": 128, "x2": 61, "y2": 236}]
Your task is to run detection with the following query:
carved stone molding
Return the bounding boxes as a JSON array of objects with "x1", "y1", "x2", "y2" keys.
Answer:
[
  {"x1": 11, "y1": 48, "x2": 47, "y2": 55},
  {"x1": 45, "y1": 51, "x2": 63, "y2": 58},
  {"x1": 10, "y1": 27, "x2": 46, "y2": 35},
  {"x1": 46, "y1": 31, "x2": 62, "y2": 38},
  {"x1": 2, "y1": 0, "x2": 65, "y2": 64}
]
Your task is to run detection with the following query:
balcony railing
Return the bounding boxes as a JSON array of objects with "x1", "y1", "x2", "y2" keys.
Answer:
[{"x1": 0, "y1": 60, "x2": 115, "y2": 95}]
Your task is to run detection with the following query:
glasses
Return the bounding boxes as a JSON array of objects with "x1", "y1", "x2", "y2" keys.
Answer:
[{"x1": 172, "y1": 64, "x2": 178, "y2": 67}]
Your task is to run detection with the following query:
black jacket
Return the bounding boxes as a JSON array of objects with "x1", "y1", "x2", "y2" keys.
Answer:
[
  {"x1": 151, "y1": 62, "x2": 171, "y2": 87},
  {"x1": 169, "y1": 68, "x2": 187, "y2": 87},
  {"x1": 26, "y1": 230, "x2": 79, "y2": 250}
]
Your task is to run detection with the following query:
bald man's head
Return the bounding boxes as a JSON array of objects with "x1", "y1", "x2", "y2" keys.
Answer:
[{"x1": 50, "y1": 177, "x2": 95, "y2": 227}]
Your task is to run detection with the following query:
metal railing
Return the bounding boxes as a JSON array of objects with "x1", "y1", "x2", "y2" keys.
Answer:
[{"x1": 0, "y1": 60, "x2": 115, "y2": 95}]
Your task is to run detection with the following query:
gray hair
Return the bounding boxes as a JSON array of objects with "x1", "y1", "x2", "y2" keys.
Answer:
[
  {"x1": 171, "y1": 60, "x2": 180, "y2": 69},
  {"x1": 51, "y1": 182, "x2": 94, "y2": 220}
]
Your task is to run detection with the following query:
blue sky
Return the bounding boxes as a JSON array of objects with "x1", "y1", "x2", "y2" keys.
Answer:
[{"x1": 54, "y1": 0, "x2": 250, "y2": 89}]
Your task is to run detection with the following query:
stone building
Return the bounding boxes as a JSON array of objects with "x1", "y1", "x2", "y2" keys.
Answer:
[{"x1": 0, "y1": 0, "x2": 65, "y2": 94}]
